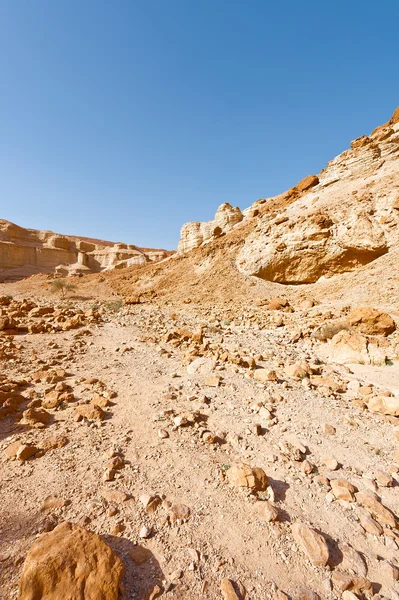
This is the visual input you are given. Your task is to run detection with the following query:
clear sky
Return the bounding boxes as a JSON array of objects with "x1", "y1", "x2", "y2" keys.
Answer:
[{"x1": 1, "y1": 1, "x2": 398, "y2": 249}]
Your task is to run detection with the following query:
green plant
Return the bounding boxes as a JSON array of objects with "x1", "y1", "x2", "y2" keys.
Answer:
[
  {"x1": 105, "y1": 299, "x2": 123, "y2": 313},
  {"x1": 6, "y1": 295, "x2": 13, "y2": 300},
  {"x1": 385, "y1": 358, "x2": 394, "y2": 366},
  {"x1": 50, "y1": 278, "x2": 76, "y2": 299}
]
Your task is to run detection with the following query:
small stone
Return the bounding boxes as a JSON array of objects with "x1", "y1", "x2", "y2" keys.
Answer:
[
  {"x1": 321, "y1": 457, "x2": 339, "y2": 471},
  {"x1": 301, "y1": 460, "x2": 314, "y2": 475},
  {"x1": 250, "y1": 423, "x2": 262, "y2": 436},
  {"x1": 42, "y1": 496, "x2": 68, "y2": 510},
  {"x1": 75, "y1": 404, "x2": 105, "y2": 421},
  {"x1": 157, "y1": 429, "x2": 169, "y2": 439},
  {"x1": 227, "y1": 463, "x2": 268, "y2": 492},
  {"x1": 139, "y1": 525, "x2": 152, "y2": 539},
  {"x1": 292, "y1": 522, "x2": 329, "y2": 567},
  {"x1": 204, "y1": 376, "x2": 221, "y2": 387},
  {"x1": 375, "y1": 470, "x2": 393, "y2": 487},
  {"x1": 16, "y1": 445, "x2": 39, "y2": 461},
  {"x1": 139, "y1": 494, "x2": 161, "y2": 514},
  {"x1": 355, "y1": 489, "x2": 396, "y2": 527},
  {"x1": 324, "y1": 424, "x2": 336, "y2": 435},
  {"x1": 330, "y1": 479, "x2": 356, "y2": 502},
  {"x1": 168, "y1": 503, "x2": 191, "y2": 524},
  {"x1": 102, "y1": 490, "x2": 130, "y2": 504},
  {"x1": 359, "y1": 511, "x2": 383, "y2": 536},
  {"x1": 129, "y1": 545, "x2": 152, "y2": 565},
  {"x1": 220, "y1": 578, "x2": 246, "y2": 600},
  {"x1": 257, "y1": 500, "x2": 279, "y2": 522},
  {"x1": 254, "y1": 369, "x2": 278, "y2": 383}
]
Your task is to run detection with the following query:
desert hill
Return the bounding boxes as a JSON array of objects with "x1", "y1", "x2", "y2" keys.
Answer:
[{"x1": 99, "y1": 106, "x2": 399, "y2": 312}]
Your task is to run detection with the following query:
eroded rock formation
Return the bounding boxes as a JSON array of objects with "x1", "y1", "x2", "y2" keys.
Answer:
[
  {"x1": 177, "y1": 202, "x2": 243, "y2": 253},
  {"x1": 0, "y1": 220, "x2": 171, "y2": 281},
  {"x1": 177, "y1": 107, "x2": 399, "y2": 285}
]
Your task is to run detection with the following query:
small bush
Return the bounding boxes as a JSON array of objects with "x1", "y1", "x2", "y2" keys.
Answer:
[
  {"x1": 50, "y1": 278, "x2": 76, "y2": 299},
  {"x1": 104, "y1": 299, "x2": 123, "y2": 313}
]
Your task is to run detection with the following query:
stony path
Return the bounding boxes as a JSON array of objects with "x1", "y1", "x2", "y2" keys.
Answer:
[{"x1": 1, "y1": 301, "x2": 399, "y2": 599}]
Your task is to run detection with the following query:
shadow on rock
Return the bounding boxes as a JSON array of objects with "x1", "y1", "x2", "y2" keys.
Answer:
[{"x1": 105, "y1": 535, "x2": 166, "y2": 600}]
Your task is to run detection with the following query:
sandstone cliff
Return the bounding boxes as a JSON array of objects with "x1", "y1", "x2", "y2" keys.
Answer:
[
  {"x1": 0, "y1": 220, "x2": 171, "y2": 281},
  {"x1": 177, "y1": 107, "x2": 399, "y2": 285}
]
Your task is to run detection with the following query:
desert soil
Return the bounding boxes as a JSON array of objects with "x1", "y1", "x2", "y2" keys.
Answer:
[{"x1": 1, "y1": 277, "x2": 399, "y2": 600}]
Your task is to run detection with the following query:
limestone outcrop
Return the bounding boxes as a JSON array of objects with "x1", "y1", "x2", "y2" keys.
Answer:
[
  {"x1": 177, "y1": 202, "x2": 243, "y2": 253},
  {"x1": 236, "y1": 113, "x2": 399, "y2": 283},
  {"x1": 177, "y1": 107, "x2": 399, "y2": 285},
  {"x1": 0, "y1": 220, "x2": 171, "y2": 281}
]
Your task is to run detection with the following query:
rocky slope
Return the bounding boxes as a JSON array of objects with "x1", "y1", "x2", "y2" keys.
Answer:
[
  {"x1": 0, "y1": 219, "x2": 172, "y2": 282},
  {"x1": 178, "y1": 107, "x2": 399, "y2": 284}
]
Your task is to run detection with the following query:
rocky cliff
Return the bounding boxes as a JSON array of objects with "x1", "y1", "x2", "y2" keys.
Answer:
[
  {"x1": 177, "y1": 107, "x2": 399, "y2": 285},
  {"x1": 0, "y1": 220, "x2": 171, "y2": 281}
]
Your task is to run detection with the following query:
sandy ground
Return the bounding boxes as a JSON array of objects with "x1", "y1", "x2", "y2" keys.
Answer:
[{"x1": 1, "y1": 291, "x2": 399, "y2": 599}]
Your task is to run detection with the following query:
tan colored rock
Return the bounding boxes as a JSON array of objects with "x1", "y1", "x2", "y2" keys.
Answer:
[
  {"x1": 375, "y1": 470, "x2": 393, "y2": 487},
  {"x1": 16, "y1": 445, "x2": 39, "y2": 461},
  {"x1": 177, "y1": 203, "x2": 243, "y2": 254},
  {"x1": 292, "y1": 522, "x2": 329, "y2": 567},
  {"x1": 227, "y1": 463, "x2": 268, "y2": 492},
  {"x1": 3, "y1": 441, "x2": 23, "y2": 459},
  {"x1": 18, "y1": 521, "x2": 124, "y2": 600},
  {"x1": 256, "y1": 501, "x2": 279, "y2": 522},
  {"x1": 359, "y1": 511, "x2": 383, "y2": 536},
  {"x1": 321, "y1": 457, "x2": 339, "y2": 471},
  {"x1": 355, "y1": 489, "x2": 397, "y2": 527},
  {"x1": 220, "y1": 578, "x2": 246, "y2": 600},
  {"x1": 297, "y1": 175, "x2": 319, "y2": 192},
  {"x1": 367, "y1": 395, "x2": 399, "y2": 416},
  {"x1": 330, "y1": 479, "x2": 356, "y2": 502},
  {"x1": 348, "y1": 307, "x2": 395, "y2": 336},
  {"x1": 40, "y1": 435, "x2": 69, "y2": 451},
  {"x1": 254, "y1": 369, "x2": 278, "y2": 383},
  {"x1": 285, "y1": 362, "x2": 311, "y2": 379},
  {"x1": 42, "y1": 391, "x2": 63, "y2": 409},
  {"x1": 129, "y1": 545, "x2": 152, "y2": 565},
  {"x1": 323, "y1": 331, "x2": 370, "y2": 365},
  {"x1": 339, "y1": 543, "x2": 367, "y2": 577},
  {"x1": 102, "y1": 490, "x2": 130, "y2": 504},
  {"x1": 42, "y1": 496, "x2": 69, "y2": 510},
  {"x1": 75, "y1": 404, "x2": 105, "y2": 421},
  {"x1": 296, "y1": 590, "x2": 320, "y2": 600},
  {"x1": 236, "y1": 206, "x2": 388, "y2": 284},
  {"x1": 323, "y1": 423, "x2": 336, "y2": 436},
  {"x1": 168, "y1": 503, "x2": 191, "y2": 524},
  {"x1": 20, "y1": 408, "x2": 51, "y2": 427}
]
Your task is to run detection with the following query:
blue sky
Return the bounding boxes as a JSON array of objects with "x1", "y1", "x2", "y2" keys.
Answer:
[{"x1": 0, "y1": 1, "x2": 398, "y2": 249}]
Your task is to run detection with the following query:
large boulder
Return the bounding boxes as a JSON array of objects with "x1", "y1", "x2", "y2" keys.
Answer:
[
  {"x1": 18, "y1": 522, "x2": 124, "y2": 600},
  {"x1": 367, "y1": 395, "x2": 399, "y2": 416},
  {"x1": 236, "y1": 209, "x2": 388, "y2": 284},
  {"x1": 317, "y1": 330, "x2": 389, "y2": 366},
  {"x1": 347, "y1": 307, "x2": 395, "y2": 336}
]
